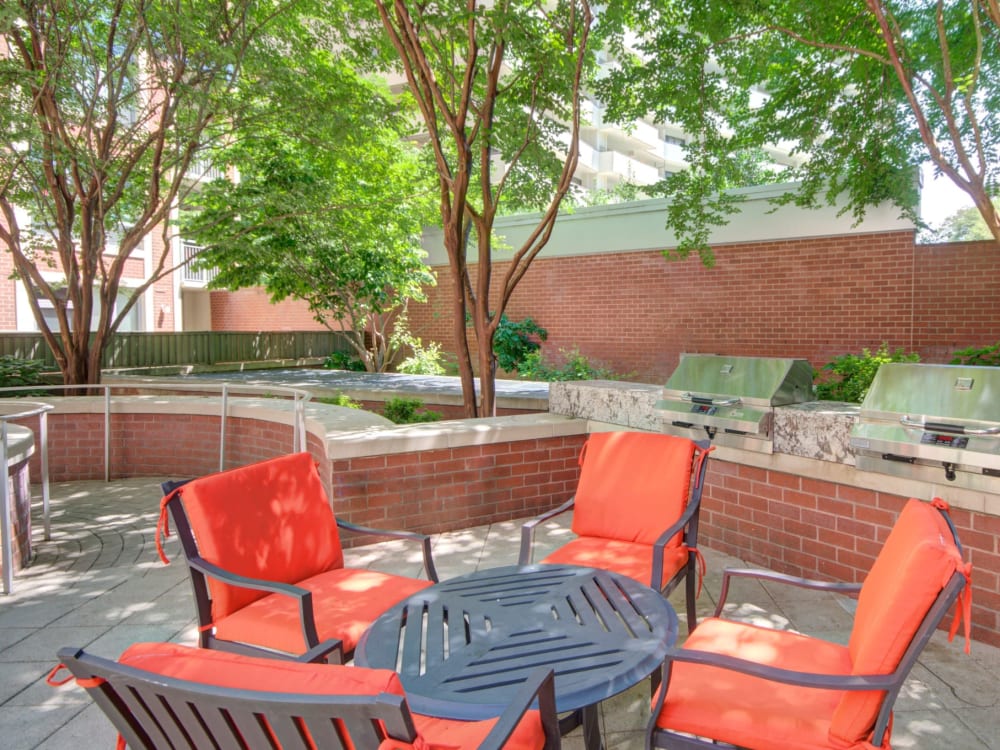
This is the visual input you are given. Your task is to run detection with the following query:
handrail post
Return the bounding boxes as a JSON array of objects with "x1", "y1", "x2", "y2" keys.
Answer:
[
  {"x1": 294, "y1": 394, "x2": 305, "y2": 453},
  {"x1": 1, "y1": 419, "x2": 11, "y2": 595},
  {"x1": 40, "y1": 410, "x2": 51, "y2": 540},
  {"x1": 219, "y1": 384, "x2": 229, "y2": 472},
  {"x1": 104, "y1": 386, "x2": 111, "y2": 483}
]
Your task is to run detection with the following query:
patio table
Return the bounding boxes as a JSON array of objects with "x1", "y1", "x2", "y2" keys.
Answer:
[{"x1": 354, "y1": 563, "x2": 678, "y2": 750}]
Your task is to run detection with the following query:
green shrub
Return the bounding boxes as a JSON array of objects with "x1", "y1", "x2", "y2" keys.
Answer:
[
  {"x1": 315, "y1": 392, "x2": 362, "y2": 409},
  {"x1": 518, "y1": 347, "x2": 623, "y2": 382},
  {"x1": 324, "y1": 351, "x2": 366, "y2": 371},
  {"x1": 493, "y1": 314, "x2": 547, "y2": 373},
  {"x1": 814, "y1": 344, "x2": 920, "y2": 403},
  {"x1": 383, "y1": 397, "x2": 442, "y2": 424},
  {"x1": 950, "y1": 342, "x2": 1000, "y2": 367},
  {"x1": 0, "y1": 356, "x2": 46, "y2": 391},
  {"x1": 396, "y1": 339, "x2": 446, "y2": 375}
]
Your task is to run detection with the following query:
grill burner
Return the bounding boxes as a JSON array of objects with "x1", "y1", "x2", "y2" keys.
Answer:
[
  {"x1": 850, "y1": 363, "x2": 1000, "y2": 491},
  {"x1": 657, "y1": 355, "x2": 814, "y2": 453}
]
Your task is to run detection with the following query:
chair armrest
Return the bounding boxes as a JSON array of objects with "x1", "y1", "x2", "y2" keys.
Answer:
[
  {"x1": 650, "y1": 495, "x2": 703, "y2": 589},
  {"x1": 295, "y1": 639, "x2": 344, "y2": 665},
  {"x1": 336, "y1": 520, "x2": 439, "y2": 583},
  {"x1": 187, "y1": 556, "x2": 321, "y2": 651},
  {"x1": 519, "y1": 498, "x2": 575, "y2": 565},
  {"x1": 714, "y1": 567, "x2": 862, "y2": 617},
  {"x1": 478, "y1": 667, "x2": 560, "y2": 750},
  {"x1": 659, "y1": 648, "x2": 899, "y2": 693}
]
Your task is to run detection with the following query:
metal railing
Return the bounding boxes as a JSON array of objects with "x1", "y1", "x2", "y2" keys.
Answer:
[
  {"x1": 1, "y1": 401, "x2": 52, "y2": 595},
  {"x1": 0, "y1": 382, "x2": 313, "y2": 594},
  {"x1": 181, "y1": 241, "x2": 219, "y2": 284}
]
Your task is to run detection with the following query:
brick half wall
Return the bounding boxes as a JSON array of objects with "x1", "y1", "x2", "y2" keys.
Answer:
[{"x1": 702, "y1": 459, "x2": 998, "y2": 648}]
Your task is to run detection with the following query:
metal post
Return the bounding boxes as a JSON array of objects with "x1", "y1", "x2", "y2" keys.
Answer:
[
  {"x1": 39, "y1": 410, "x2": 51, "y2": 540},
  {"x1": 219, "y1": 384, "x2": 228, "y2": 472},
  {"x1": 104, "y1": 386, "x2": 111, "y2": 483},
  {"x1": 294, "y1": 395, "x2": 305, "y2": 453},
  {"x1": 1, "y1": 420, "x2": 11, "y2": 595}
]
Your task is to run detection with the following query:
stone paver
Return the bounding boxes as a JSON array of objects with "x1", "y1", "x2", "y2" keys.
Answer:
[{"x1": 1, "y1": 478, "x2": 996, "y2": 749}]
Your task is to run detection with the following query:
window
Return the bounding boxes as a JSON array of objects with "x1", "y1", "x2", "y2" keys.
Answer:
[{"x1": 28, "y1": 286, "x2": 143, "y2": 333}]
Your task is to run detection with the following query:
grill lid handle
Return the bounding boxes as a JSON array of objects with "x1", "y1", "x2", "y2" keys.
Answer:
[
  {"x1": 681, "y1": 392, "x2": 742, "y2": 407},
  {"x1": 900, "y1": 415, "x2": 1000, "y2": 436}
]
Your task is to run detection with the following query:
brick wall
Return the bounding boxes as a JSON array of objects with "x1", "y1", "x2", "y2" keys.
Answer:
[
  {"x1": 210, "y1": 288, "x2": 327, "y2": 332},
  {"x1": 328, "y1": 437, "x2": 584, "y2": 534},
  {"x1": 9, "y1": 405, "x2": 998, "y2": 646},
  {"x1": 0, "y1": 244, "x2": 16, "y2": 330},
  {"x1": 701, "y1": 459, "x2": 998, "y2": 648},
  {"x1": 406, "y1": 233, "x2": 1000, "y2": 381}
]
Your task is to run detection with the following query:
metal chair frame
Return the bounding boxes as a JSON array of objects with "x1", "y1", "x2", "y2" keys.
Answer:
[
  {"x1": 519, "y1": 438, "x2": 712, "y2": 631},
  {"x1": 161, "y1": 475, "x2": 438, "y2": 661},
  {"x1": 59, "y1": 646, "x2": 560, "y2": 750}
]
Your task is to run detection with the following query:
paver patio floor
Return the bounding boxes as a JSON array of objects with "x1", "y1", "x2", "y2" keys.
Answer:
[{"x1": 1, "y1": 478, "x2": 997, "y2": 749}]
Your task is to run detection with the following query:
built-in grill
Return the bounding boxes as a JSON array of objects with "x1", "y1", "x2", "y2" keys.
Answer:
[
  {"x1": 850, "y1": 363, "x2": 1000, "y2": 492},
  {"x1": 656, "y1": 354, "x2": 814, "y2": 453}
]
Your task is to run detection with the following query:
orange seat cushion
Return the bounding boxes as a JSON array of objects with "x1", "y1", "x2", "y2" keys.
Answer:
[
  {"x1": 571, "y1": 432, "x2": 696, "y2": 547},
  {"x1": 214, "y1": 566, "x2": 434, "y2": 655},
  {"x1": 832, "y1": 498, "x2": 964, "y2": 745},
  {"x1": 655, "y1": 618, "x2": 852, "y2": 750},
  {"x1": 174, "y1": 452, "x2": 345, "y2": 620},
  {"x1": 118, "y1": 642, "x2": 546, "y2": 750},
  {"x1": 540, "y1": 536, "x2": 689, "y2": 588}
]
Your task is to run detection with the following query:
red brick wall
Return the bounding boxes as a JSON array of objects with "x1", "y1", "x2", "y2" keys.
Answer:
[
  {"x1": 210, "y1": 288, "x2": 327, "y2": 332},
  {"x1": 407, "y1": 233, "x2": 1000, "y2": 381},
  {"x1": 0, "y1": 244, "x2": 17, "y2": 330},
  {"x1": 9, "y1": 405, "x2": 999, "y2": 646},
  {"x1": 329, "y1": 437, "x2": 584, "y2": 534},
  {"x1": 701, "y1": 459, "x2": 997, "y2": 648}
]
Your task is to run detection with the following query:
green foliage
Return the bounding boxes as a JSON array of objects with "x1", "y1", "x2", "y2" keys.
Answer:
[
  {"x1": 315, "y1": 392, "x2": 362, "y2": 409},
  {"x1": 391, "y1": 318, "x2": 446, "y2": 375},
  {"x1": 925, "y1": 202, "x2": 999, "y2": 243},
  {"x1": 181, "y1": 38, "x2": 437, "y2": 374},
  {"x1": 950, "y1": 343, "x2": 1000, "y2": 367},
  {"x1": 382, "y1": 398, "x2": 442, "y2": 424},
  {"x1": 324, "y1": 351, "x2": 366, "y2": 372},
  {"x1": 814, "y1": 345, "x2": 920, "y2": 403},
  {"x1": 0, "y1": 356, "x2": 46, "y2": 390},
  {"x1": 0, "y1": 0, "x2": 295, "y2": 384},
  {"x1": 597, "y1": 1, "x2": 1000, "y2": 260},
  {"x1": 518, "y1": 348, "x2": 622, "y2": 382},
  {"x1": 493, "y1": 315, "x2": 548, "y2": 373}
]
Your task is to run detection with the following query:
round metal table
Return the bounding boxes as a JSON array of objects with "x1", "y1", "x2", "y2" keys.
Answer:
[{"x1": 355, "y1": 564, "x2": 678, "y2": 749}]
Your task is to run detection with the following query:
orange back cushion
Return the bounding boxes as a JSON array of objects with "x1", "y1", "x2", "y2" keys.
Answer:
[
  {"x1": 175, "y1": 452, "x2": 344, "y2": 619},
  {"x1": 831, "y1": 499, "x2": 963, "y2": 745},
  {"x1": 571, "y1": 432, "x2": 696, "y2": 546}
]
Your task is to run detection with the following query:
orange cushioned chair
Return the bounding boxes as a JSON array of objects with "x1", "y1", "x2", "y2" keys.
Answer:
[
  {"x1": 53, "y1": 642, "x2": 560, "y2": 750},
  {"x1": 157, "y1": 452, "x2": 439, "y2": 660},
  {"x1": 519, "y1": 431, "x2": 713, "y2": 631},
  {"x1": 648, "y1": 497, "x2": 973, "y2": 750}
]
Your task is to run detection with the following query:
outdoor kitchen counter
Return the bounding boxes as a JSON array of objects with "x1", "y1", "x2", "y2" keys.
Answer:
[{"x1": 548, "y1": 381, "x2": 1000, "y2": 518}]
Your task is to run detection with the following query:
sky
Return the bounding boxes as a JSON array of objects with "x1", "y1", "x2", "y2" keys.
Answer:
[{"x1": 920, "y1": 164, "x2": 975, "y2": 227}]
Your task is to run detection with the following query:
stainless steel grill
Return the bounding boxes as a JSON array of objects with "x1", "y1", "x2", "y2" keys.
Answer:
[
  {"x1": 850, "y1": 363, "x2": 1000, "y2": 491},
  {"x1": 656, "y1": 354, "x2": 814, "y2": 453}
]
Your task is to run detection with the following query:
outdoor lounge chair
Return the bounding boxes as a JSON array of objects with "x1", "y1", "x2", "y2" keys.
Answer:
[
  {"x1": 156, "y1": 451, "x2": 439, "y2": 660},
  {"x1": 53, "y1": 641, "x2": 560, "y2": 750},
  {"x1": 518, "y1": 431, "x2": 713, "y2": 631},
  {"x1": 647, "y1": 497, "x2": 973, "y2": 750}
]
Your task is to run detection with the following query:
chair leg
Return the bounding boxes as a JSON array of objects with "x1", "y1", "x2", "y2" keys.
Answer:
[{"x1": 685, "y1": 559, "x2": 698, "y2": 633}]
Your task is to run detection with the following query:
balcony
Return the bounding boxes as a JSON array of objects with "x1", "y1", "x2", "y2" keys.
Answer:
[{"x1": 181, "y1": 241, "x2": 218, "y2": 286}]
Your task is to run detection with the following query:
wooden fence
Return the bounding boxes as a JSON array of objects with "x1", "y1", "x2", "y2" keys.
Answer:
[{"x1": 0, "y1": 331, "x2": 351, "y2": 371}]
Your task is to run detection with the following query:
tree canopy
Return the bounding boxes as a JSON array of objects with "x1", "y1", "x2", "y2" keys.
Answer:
[
  {"x1": 598, "y1": 0, "x2": 1000, "y2": 261},
  {"x1": 182, "y1": 46, "x2": 437, "y2": 372},
  {"x1": 330, "y1": 0, "x2": 595, "y2": 416},
  {"x1": 0, "y1": 0, "x2": 301, "y2": 384}
]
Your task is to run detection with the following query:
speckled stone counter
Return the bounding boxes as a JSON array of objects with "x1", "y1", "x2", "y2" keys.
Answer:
[
  {"x1": 548, "y1": 380, "x2": 661, "y2": 432},
  {"x1": 773, "y1": 401, "x2": 859, "y2": 464}
]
